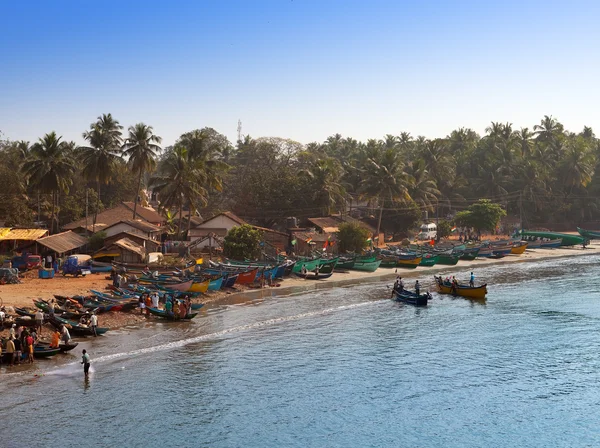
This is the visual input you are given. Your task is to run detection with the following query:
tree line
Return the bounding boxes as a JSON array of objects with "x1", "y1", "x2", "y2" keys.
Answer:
[{"x1": 0, "y1": 114, "x2": 598, "y2": 238}]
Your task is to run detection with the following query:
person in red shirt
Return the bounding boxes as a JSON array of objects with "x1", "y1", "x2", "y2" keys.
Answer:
[{"x1": 25, "y1": 334, "x2": 34, "y2": 364}]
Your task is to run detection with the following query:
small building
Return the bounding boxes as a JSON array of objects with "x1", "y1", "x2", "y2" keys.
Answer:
[
  {"x1": 36, "y1": 231, "x2": 88, "y2": 258},
  {"x1": 98, "y1": 238, "x2": 147, "y2": 264},
  {"x1": 102, "y1": 220, "x2": 162, "y2": 240},
  {"x1": 307, "y1": 215, "x2": 383, "y2": 246},
  {"x1": 62, "y1": 202, "x2": 165, "y2": 233},
  {"x1": 0, "y1": 228, "x2": 50, "y2": 252},
  {"x1": 188, "y1": 212, "x2": 248, "y2": 249},
  {"x1": 104, "y1": 231, "x2": 160, "y2": 253},
  {"x1": 292, "y1": 231, "x2": 331, "y2": 256}
]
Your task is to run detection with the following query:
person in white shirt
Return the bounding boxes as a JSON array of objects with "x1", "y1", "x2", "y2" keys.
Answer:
[
  {"x1": 90, "y1": 313, "x2": 98, "y2": 337},
  {"x1": 34, "y1": 309, "x2": 44, "y2": 334},
  {"x1": 151, "y1": 293, "x2": 159, "y2": 309},
  {"x1": 46, "y1": 254, "x2": 52, "y2": 269},
  {"x1": 61, "y1": 325, "x2": 71, "y2": 344}
]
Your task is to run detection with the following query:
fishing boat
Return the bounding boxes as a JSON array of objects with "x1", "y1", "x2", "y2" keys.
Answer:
[
  {"x1": 434, "y1": 276, "x2": 487, "y2": 300},
  {"x1": 336, "y1": 257, "x2": 356, "y2": 270},
  {"x1": 459, "y1": 247, "x2": 480, "y2": 260},
  {"x1": 37, "y1": 341, "x2": 79, "y2": 353},
  {"x1": 510, "y1": 242, "x2": 528, "y2": 255},
  {"x1": 523, "y1": 238, "x2": 542, "y2": 249},
  {"x1": 436, "y1": 253, "x2": 460, "y2": 265},
  {"x1": 48, "y1": 315, "x2": 109, "y2": 336},
  {"x1": 207, "y1": 277, "x2": 224, "y2": 291},
  {"x1": 477, "y1": 247, "x2": 494, "y2": 257},
  {"x1": 147, "y1": 307, "x2": 198, "y2": 320},
  {"x1": 188, "y1": 279, "x2": 209, "y2": 293},
  {"x1": 379, "y1": 256, "x2": 398, "y2": 268},
  {"x1": 540, "y1": 238, "x2": 563, "y2": 249},
  {"x1": 520, "y1": 230, "x2": 587, "y2": 247},
  {"x1": 292, "y1": 259, "x2": 321, "y2": 274},
  {"x1": 419, "y1": 254, "x2": 438, "y2": 267},
  {"x1": 235, "y1": 268, "x2": 259, "y2": 284},
  {"x1": 393, "y1": 289, "x2": 430, "y2": 306},
  {"x1": 350, "y1": 259, "x2": 381, "y2": 272},
  {"x1": 577, "y1": 227, "x2": 600, "y2": 239},
  {"x1": 190, "y1": 303, "x2": 205, "y2": 310},
  {"x1": 294, "y1": 269, "x2": 334, "y2": 280}
]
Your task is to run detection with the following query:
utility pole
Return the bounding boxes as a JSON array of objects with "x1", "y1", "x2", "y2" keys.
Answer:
[
  {"x1": 519, "y1": 192, "x2": 523, "y2": 232},
  {"x1": 85, "y1": 189, "x2": 89, "y2": 234},
  {"x1": 237, "y1": 119, "x2": 242, "y2": 143}
]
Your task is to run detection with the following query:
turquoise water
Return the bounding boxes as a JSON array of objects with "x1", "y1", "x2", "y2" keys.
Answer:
[{"x1": 2, "y1": 255, "x2": 600, "y2": 447}]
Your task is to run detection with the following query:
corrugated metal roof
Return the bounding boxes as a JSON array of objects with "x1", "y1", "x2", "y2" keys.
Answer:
[
  {"x1": 37, "y1": 231, "x2": 88, "y2": 254},
  {"x1": 0, "y1": 228, "x2": 49, "y2": 241}
]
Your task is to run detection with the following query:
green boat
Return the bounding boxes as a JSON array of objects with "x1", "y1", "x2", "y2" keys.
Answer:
[
  {"x1": 336, "y1": 257, "x2": 355, "y2": 269},
  {"x1": 436, "y1": 253, "x2": 460, "y2": 265},
  {"x1": 292, "y1": 258, "x2": 321, "y2": 273},
  {"x1": 520, "y1": 230, "x2": 587, "y2": 246},
  {"x1": 356, "y1": 255, "x2": 377, "y2": 263},
  {"x1": 577, "y1": 227, "x2": 600, "y2": 240},
  {"x1": 419, "y1": 254, "x2": 438, "y2": 267},
  {"x1": 350, "y1": 259, "x2": 382, "y2": 272},
  {"x1": 459, "y1": 249, "x2": 479, "y2": 261},
  {"x1": 379, "y1": 256, "x2": 398, "y2": 268},
  {"x1": 318, "y1": 257, "x2": 339, "y2": 268}
]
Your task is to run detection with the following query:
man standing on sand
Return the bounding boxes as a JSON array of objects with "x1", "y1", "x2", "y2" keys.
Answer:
[
  {"x1": 35, "y1": 309, "x2": 44, "y2": 334},
  {"x1": 81, "y1": 349, "x2": 91, "y2": 377}
]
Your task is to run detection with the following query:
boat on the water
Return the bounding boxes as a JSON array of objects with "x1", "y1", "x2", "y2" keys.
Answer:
[
  {"x1": 147, "y1": 307, "x2": 198, "y2": 320},
  {"x1": 393, "y1": 289, "x2": 430, "y2": 306},
  {"x1": 434, "y1": 276, "x2": 487, "y2": 300}
]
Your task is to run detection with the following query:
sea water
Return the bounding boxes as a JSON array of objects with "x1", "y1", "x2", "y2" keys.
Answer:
[{"x1": 1, "y1": 254, "x2": 600, "y2": 447}]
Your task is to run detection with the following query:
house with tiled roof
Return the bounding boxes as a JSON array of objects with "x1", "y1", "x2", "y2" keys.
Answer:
[{"x1": 63, "y1": 202, "x2": 165, "y2": 233}]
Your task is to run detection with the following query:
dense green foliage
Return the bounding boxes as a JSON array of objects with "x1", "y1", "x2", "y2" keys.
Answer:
[
  {"x1": 336, "y1": 222, "x2": 370, "y2": 253},
  {"x1": 88, "y1": 231, "x2": 107, "y2": 252},
  {"x1": 2, "y1": 114, "x2": 600, "y2": 236},
  {"x1": 223, "y1": 224, "x2": 262, "y2": 259},
  {"x1": 454, "y1": 200, "x2": 507, "y2": 233},
  {"x1": 436, "y1": 220, "x2": 453, "y2": 240}
]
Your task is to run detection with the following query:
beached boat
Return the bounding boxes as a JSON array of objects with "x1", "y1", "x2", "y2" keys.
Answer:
[
  {"x1": 520, "y1": 230, "x2": 587, "y2": 247},
  {"x1": 48, "y1": 315, "x2": 109, "y2": 336},
  {"x1": 523, "y1": 238, "x2": 542, "y2": 249},
  {"x1": 350, "y1": 259, "x2": 381, "y2": 272},
  {"x1": 336, "y1": 257, "x2": 356, "y2": 270},
  {"x1": 37, "y1": 341, "x2": 79, "y2": 353},
  {"x1": 147, "y1": 307, "x2": 198, "y2": 320},
  {"x1": 379, "y1": 256, "x2": 398, "y2": 268},
  {"x1": 190, "y1": 303, "x2": 205, "y2": 310},
  {"x1": 208, "y1": 277, "x2": 224, "y2": 291},
  {"x1": 235, "y1": 268, "x2": 259, "y2": 284},
  {"x1": 419, "y1": 254, "x2": 438, "y2": 267},
  {"x1": 394, "y1": 254, "x2": 422, "y2": 269},
  {"x1": 188, "y1": 279, "x2": 209, "y2": 293},
  {"x1": 477, "y1": 247, "x2": 494, "y2": 257},
  {"x1": 577, "y1": 227, "x2": 600, "y2": 240},
  {"x1": 510, "y1": 242, "x2": 528, "y2": 255},
  {"x1": 393, "y1": 289, "x2": 430, "y2": 306},
  {"x1": 292, "y1": 259, "x2": 321, "y2": 274},
  {"x1": 436, "y1": 253, "x2": 460, "y2": 265},
  {"x1": 540, "y1": 238, "x2": 563, "y2": 249},
  {"x1": 434, "y1": 276, "x2": 487, "y2": 300}
]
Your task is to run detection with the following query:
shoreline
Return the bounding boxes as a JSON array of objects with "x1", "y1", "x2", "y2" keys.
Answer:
[{"x1": 0, "y1": 244, "x2": 597, "y2": 335}]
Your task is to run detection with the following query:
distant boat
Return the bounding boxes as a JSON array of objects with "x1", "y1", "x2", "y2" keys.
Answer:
[{"x1": 577, "y1": 227, "x2": 600, "y2": 240}]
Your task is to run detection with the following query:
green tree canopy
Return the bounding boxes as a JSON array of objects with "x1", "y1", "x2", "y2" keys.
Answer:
[
  {"x1": 336, "y1": 222, "x2": 370, "y2": 253},
  {"x1": 436, "y1": 219, "x2": 453, "y2": 240},
  {"x1": 223, "y1": 224, "x2": 263, "y2": 260},
  {"x1": 454, "y1": 200, "x2": 507, "y2": 233}
]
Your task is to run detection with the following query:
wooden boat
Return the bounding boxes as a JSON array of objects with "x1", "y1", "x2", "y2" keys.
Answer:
[
  {"x1": 460, "y1": 248, "x2": 480, "y2": 260},
  {"x1": 208, "y1": 277, "x2": 224, "y2": 291},
  {"x1": 510, "y1": 242, "x2": 528, "y2": 255},
  {"x1": 349, "y1": 259, "x2": 381, "y2": 272},
  {"x1": 223, "y1": 274, "x2": 238, "y2": 288},
  {"x1": 434, "y1": 276, "x2": 487, "y2": 299},
  {"x1": 187, "y1": 279, "x2": 209, "y2": 293},
  {"x1": 37, "y1": 341, "x2": 79, "y2": 353},
  {"x1": 147, "y1": 307, "x2": 198, "y2": 320},
  {"x1": 540, "y1": 238, "x2": 562, "y2": 249},
  {"x1": 436, "y1": 254, "x2": 460, "y2": 265},
  {"x1": 33, "y1": 346, "x2": 62, "y2": 358},
  {"x1": 48, "y1": 316, "x2": 109, "y2": 336},
  {"x1": 294, "y1": 263, "x2": 334, "y2": 280},
  {"x1": 292, "y1": 259, "x2": 321, "y2": 274},
  {"x1": 394, "y1": 254, "x2": 422, "y2": 269},
  {"x1": 577, "y1": 227, "x2": 600, "y2": 240},
  {"x1": 379, "y1": 256, "x2": 399, "y2": 268},
  {"x1": 520, "y1": 230, "x2": 587, "y2": 247},
  {"x1": 419, "y1": 254, "x2": 438, "y2": 267},
  {"x1": 234, "y1": 268, "x2": 259, "y2": 285},
  {"x1": 190, "y1": 303, "x2": 205, "y2": 310},
  {"x1": 477, "y1": 247, "x2": 494, "y2": 257},
  {"x1": 523, "y1": 238, "x2": 541, "y2": 249},
  {"x1": 336, "y1": 257, "x2": 356, "y2": 270},
  {"x1": 393, "y1": 289, "x2": 430, "y2": 306}
]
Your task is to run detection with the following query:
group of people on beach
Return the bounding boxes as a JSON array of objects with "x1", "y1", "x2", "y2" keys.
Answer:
[
  {"x1": 138, "y1": 292, "x2": 192, "y2": 318},
  {"x1": 1, "y1": 324, "x2": 40, "y2": 365}
]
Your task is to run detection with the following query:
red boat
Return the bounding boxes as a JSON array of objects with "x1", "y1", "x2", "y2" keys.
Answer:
[{"x1": 236, "y1": 268, "x2": 259, "y2": 285}]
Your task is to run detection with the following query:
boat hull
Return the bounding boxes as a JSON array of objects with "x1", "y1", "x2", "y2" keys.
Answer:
[{"x1": 435, "y1": 277, "x2": 487, "y2": 299}]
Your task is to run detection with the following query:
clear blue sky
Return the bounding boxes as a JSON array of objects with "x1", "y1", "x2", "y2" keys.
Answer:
[{"x1": 1, "y1": 0, "x2": 599, "y2": 147}]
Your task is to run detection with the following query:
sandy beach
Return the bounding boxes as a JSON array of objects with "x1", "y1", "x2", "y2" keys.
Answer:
[{"x1": 0, "y1": 244, "x2": 597, "y2": 333}]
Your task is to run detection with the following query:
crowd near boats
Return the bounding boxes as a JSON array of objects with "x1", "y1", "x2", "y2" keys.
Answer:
[{"x1": 0, "y1": 228, "x2": 593, "y2": 364}]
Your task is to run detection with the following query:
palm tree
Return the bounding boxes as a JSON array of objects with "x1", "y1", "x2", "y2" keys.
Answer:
[
  {"x1": 22, "y1": 132, "x2": 75, "y2": 232},
  {"x1": 150, "y1": 146, "x2": 206, "y2": 238},
  {"x1": 534, "y1": 115, "x2": 564, "y2": 145},
  {"x1": 299, "y1": 157, "x2": 346, "y2": 215},
  {"x1": 79, "y1": 113, "x2": 123, "y2": 229},
  {"x1": 405, "y1": 160, "x2": 440, "y2": 211},
  {"x1": 122, "y1": 123, "x2": 162, "y2": 219},
  {"x1": 358, "y1": 147, "x2": 411, "y2": 238}
]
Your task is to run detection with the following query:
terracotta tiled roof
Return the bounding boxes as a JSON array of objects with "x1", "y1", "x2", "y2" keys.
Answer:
[
  {"x1": 63, "y1": 203, "x2": 164, "y2": 230},
  {"x1": 113, "y1": 220, "x2": 162, "y2": 233},
  {"x1": 307, "y1": 215, "x2": 376, "y2": 234},
  {"x1": 219, "y1": 211, "x2": 247, "y2": 225},
  {"x1": 37, "y1": 231, "x2": 87, "y2": 254}
]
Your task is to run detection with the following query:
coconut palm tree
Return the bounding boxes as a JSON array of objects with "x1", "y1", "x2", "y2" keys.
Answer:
[
  {"x1": 299, "y1": 157, "x2": 346, "y2": 215},
  {"x1": 122, "y1": 123, "x2": 162, "y2": 219},
  {"x1": 22, "y1": 132, "x2": 75, "y2": 232},
  {"x1": 358, "y1": 147, "x2": 412, "y2": 238},
  {"x1": 534, "y1": 115, "x2": 564, "y2": 145},
  {"x1": 150, "y1": 146, "x2": 206, "y2": 238},
  {"x1": 79, "y1": 113, "x2": 123, "y2": 229}
]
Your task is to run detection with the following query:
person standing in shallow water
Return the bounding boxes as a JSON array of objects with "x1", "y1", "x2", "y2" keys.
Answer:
[{"x1": 81, "y1": 349, "x2": 91, "y2": 377}]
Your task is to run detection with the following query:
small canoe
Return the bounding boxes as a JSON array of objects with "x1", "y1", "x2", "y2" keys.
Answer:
[
  {"x1": 393, "y1": 289, "x2": 430, "y2": 306},
  {"x1": 33, "y1": 346, "x2": 61, "y2": 358},
  {"x1": 147, "y1": 307, "x2": 198, "y2": 320},
  {"x1": 37, "y1": 341, "x2": 79, "y2": 353},
  {"x1": 434, "y1": 276, "x2": 487, "y2": 299},
  {"x1": 350, "y1": 259, "x2": 381, "y2": 272}
]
